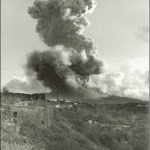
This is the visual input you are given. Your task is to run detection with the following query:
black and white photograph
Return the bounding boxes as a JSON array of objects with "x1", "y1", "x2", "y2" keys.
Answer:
[{"x1": 1, "y1": 0, "x2": 149, "y2": 149}]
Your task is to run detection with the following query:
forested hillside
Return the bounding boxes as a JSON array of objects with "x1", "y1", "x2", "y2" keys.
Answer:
[{"x1": 1, "y1": 95, "x2": 149, "y2": 150}]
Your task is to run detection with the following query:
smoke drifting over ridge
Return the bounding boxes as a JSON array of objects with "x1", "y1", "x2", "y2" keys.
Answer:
[
  {"x1": 88, "y1": 62, "x2": 149, "y2": 100},
  {"x1": 3, "y1": 77, "x2": 50, "y2": 94},
  {"x1": 26, "y1": 0, "x2": 103, "y2": 97}
]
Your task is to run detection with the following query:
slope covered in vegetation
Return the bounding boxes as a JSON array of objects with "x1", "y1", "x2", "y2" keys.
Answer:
[{"x1": 1, "y1": 96, "x2": 149, "y2": 150}]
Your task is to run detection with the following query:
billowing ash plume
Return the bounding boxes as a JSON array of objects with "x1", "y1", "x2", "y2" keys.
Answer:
[
  {"x1": 26, "y1": 0, "x2": 103, "y2": 97},
  {"x1": 28, "y1": 0, "x2": 97, "y2": 54}
]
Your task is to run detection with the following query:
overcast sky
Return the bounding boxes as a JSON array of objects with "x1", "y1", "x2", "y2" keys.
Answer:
[{"x1": 2, "y1": 0, "x2": 149, "y2": 87}]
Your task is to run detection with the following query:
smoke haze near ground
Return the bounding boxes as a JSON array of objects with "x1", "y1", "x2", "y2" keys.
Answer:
[
  {"x1": 4, "y1": 60, "x2": 149, "y2": 100},
  {"x1": 3, "y1": 76, "x2": 50, "y2": 94}
]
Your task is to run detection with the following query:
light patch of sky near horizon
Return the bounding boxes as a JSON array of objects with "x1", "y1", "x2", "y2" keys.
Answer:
[{"x1": 2, "y1": 0, "x2": 149, "y2": 87}]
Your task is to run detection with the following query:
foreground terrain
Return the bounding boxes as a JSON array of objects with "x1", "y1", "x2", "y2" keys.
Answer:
[{"x1": 1, "y1": 93, "x2": 149, "y2": 150}]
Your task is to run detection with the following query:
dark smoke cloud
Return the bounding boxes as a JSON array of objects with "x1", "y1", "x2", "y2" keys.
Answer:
[
  {"x1": 28, "y1": 0, "x2": 97, "y2": 54},
  {"x1": 26, "y1": 0, "x2": 103, "y2": 97},
  {"x1": 26, "y1": 49, "x2": 74, "y2": 93},
  {"x1": 26, "y1": 46, "x2": 103, "y2": 97}
]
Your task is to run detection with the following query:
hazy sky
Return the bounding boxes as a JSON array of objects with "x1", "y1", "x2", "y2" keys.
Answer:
[{"x1": 2, "y1": 0, "x2": 149, "y2": 87}]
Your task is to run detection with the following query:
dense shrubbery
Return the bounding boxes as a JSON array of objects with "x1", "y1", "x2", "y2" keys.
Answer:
[
  {"x1": 68, "y1": 119, "x2": 89, "y2": 133},
  {"x1": 128, "y1": 120, "x2": 149, "y2": 150},
  {"x1": 85, "y1": 127, "x2": 119, "y2": 149},
  {"x1": 114, "y1": 130, "x2": 130, "y2": 142},
  {"x1": 19, "y1": 120, "x2": 98, "y2": 150},
  {"x1": 117, "y1": 143, "x2": 133, "y2": 150},
  {"x1": 1, "y1": 115, "x2": 34, "y2": 150}
]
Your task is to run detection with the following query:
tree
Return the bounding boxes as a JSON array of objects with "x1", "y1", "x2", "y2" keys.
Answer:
[{"x1": 2, "y1": 87, "x2": 9, "y2": 94}]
